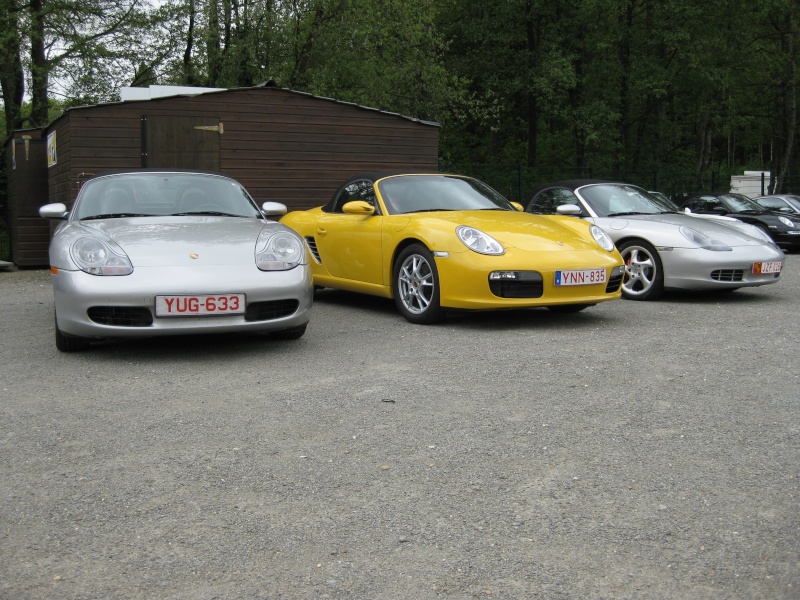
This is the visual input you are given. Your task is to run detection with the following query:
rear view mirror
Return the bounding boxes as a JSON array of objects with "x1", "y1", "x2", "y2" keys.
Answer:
[
  {"x1": 556, "y1": 204, "x2": 581, "y2": 216},
  {"x1": 342, "y1": 200, "x2": 375, "y2": 215},
  {"x1": 261, "y1": 201, "x2": 287, "y2": 217},
  {"x1": 39, "y1": 203, "x2": 68, "y2": 219}
]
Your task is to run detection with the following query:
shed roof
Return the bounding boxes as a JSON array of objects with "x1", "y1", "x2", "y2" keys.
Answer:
[{"x1": 48, "y1": 81, "x2": 441, "y2": 130}]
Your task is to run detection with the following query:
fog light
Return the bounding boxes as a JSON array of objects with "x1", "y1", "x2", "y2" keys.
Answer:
[{"x1": 490, "y1": 271, "x2": 519, "y2": 280}]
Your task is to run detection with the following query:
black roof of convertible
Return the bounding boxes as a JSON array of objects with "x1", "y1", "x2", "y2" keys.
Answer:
[{"x1": 527, "y1": 179, "x2": 625, "y2": 200}]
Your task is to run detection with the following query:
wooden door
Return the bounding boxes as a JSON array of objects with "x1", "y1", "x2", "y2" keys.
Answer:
[{"x1": 143, "y1": 115, "x2": 221, "y2": 171}]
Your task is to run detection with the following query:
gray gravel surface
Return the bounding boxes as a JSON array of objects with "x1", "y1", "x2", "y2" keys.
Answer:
[{"x1": 1, "y1": 261, "x2": 798, "y2": 599}]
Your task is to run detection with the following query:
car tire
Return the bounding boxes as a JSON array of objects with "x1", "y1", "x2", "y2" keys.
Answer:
[
  {"x1": 393, "y1": 244, "x2": 445, "y2": 324},
  {"x1": 54, "y1": 312, "x2": 90, "y2": 352},
  {"x1": 618, "y1": 239, "x2": 664, "y2": 301},
  {"x1": 271, "y1": 324, "x2": 307, "y2": 340},
  {"x1": 547, "y1": 304, "x2": 593, "y2": 313}
]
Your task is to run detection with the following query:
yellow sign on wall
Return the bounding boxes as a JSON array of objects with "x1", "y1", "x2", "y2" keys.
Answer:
[{"x1": 47, "y1": 131, "x2": 57, "y2": 167}]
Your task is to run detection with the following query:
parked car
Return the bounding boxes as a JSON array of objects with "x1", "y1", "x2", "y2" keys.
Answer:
[
  {"x1": 39, "y1": 170, "x2": 313, "y2": 351},
  {"x1": 525, "y1": 180, "x2": 784, "y2": 300},
  {"x1": 678, "y1": 192, "x2": 800, "y2": 251},
  {"x1": 753, "y1": 194, "x2": 800, "y2": 216},
  {"x1": 280, "y1": 172, "x2": 624, "y2": 323}
]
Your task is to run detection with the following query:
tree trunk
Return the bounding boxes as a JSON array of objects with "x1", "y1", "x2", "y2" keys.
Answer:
[
  {"x1": 29, "y1": 0, "x2": 49, "y2": 127},
  {"x1": 775, "y1": 20, "x2": 796, "y2": 194},
  {"x1": 0, "y1": 0, "x2": 25, "y2": 136}
]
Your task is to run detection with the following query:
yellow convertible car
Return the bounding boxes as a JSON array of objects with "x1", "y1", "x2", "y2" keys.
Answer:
[{"x1": 281, "y1": 173, "x2": 625, "y2": 323}]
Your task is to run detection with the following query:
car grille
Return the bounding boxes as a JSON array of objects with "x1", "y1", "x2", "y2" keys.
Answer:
[
  {"x1": 305, "y1": 237, "x2": 321, "y2": 263},
  {"x1": 489, "y1": 272, "x2": 543, "y2": 298},
  {"x1": 87, "y1": 306, "x2": 153, "y2": 327},
  {"x1": 606, "y1": 270, "x2": 624, "y2": 292},
  {"x1": 711, "y1": 269, "x2": 744, "y2": 282},
  {"x1": 245, "y1": 299, "x2": 300, "y2": 322}
]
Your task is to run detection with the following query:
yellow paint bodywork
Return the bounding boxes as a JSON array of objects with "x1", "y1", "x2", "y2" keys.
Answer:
[{"x1": 281, "y1": 186, "x2": 624, "y2": 309}]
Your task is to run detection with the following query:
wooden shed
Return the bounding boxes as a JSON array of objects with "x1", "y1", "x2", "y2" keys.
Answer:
[{"x1": 4, "y1": 83, "x2": 441, "y2": 266}]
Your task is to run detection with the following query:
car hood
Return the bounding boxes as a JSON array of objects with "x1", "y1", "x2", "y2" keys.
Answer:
[
  {"x1": 409, "y1": 211, "x2": 602, "y2": 252},
  {"x1": 79, "y1": 217, "x2": 269, "y2": 266},
  {"x1": 593, "y1": 212, "x2": 772, "y2": 246}
]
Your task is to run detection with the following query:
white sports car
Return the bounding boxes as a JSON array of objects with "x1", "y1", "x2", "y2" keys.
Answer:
[
  {"x1": 39, "y1": 170, "x2": 313, "y2": 351},
  {"x1": 526, "y1": 180, "x2": 785, "y2": 300}
]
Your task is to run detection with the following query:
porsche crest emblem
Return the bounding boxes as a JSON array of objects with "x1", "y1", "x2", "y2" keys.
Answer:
[{"x1": 190, "y1": 253, "x2": 199, "y2": 259}]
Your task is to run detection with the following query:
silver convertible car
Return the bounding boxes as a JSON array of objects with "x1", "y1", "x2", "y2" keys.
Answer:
[
  {"x1": 39, "y1": 171, "x2": 313, "y2": 351},
  {"x1": 525, "y1": 180, "x2": 784, "y2": 300}
]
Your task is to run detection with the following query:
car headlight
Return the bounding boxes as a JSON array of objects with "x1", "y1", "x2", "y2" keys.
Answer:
[
  {"x1": 456, "y1": 226, "x2": 504, "y2": 255},
  {"x1": 255, "y1": 230, "x2": 305, "y2": 270},
  {"x1": 679, "y1": 227, "x2": 732, "y2": 251},
  {"x1": 70, "y1": 237, "x2": 133, "y2": 275},
  {"x1": 589, "y1": 225, "x2": 615, "y2": 252},
  {"x1": 778, "y1": 216, "x2": 795, "y2": 228}
]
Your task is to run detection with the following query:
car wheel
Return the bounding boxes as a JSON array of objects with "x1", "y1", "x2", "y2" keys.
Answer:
[
  {"x1": 547, "y1": 304, "x2": 593, "y2": 313},
  {"x1": 618, "y1": 239, "x2": 664, "y2": 301},
  {"x1": 54, "y1": 312, "x2": 90, "y2": 352},
  {"x1": 271, "y1": 324, "x2": 307, "y2": 340},
  {"x1": 393, "y1": 244, "x2": 445, "y2": 324}
]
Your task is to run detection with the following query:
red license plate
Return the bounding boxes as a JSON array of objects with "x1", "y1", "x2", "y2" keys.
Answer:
[
  {"x1": 752, "y1": 261, "x2": 781, "y2": 274},
  {"x1": 555, "y1": 268, "x2": 607, "y2": 286},
  {"x1": 155, "y1": 294, "x2": 245, "y2": 317}
]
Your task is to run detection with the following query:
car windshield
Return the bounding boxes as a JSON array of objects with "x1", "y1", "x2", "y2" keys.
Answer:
[
  {"x1": 74, "y1": 173, "x2": 264, "y2": 220},
  {"x1": 718, "y1": 193, "x2": 765, "y2": 213},
  {"x1": 377, "y1": 175, "x2": 515, "y2": 215},
  {"x1": 578, "y1": 184, "x2": 667, "y2": 217}
]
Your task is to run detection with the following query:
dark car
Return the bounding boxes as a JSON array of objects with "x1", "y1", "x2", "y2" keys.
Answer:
[
  {"x1": 678, "y1": 192, "x2": 800, "y2": 251},
  {"x1": 754, "y1": 194, "x2": 800, "y2": 216}
]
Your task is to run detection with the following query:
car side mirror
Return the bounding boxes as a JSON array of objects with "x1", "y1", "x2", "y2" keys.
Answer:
[
  {"x1": 39, "y1": 203, "x2": 69, "y2": 219},
  {"x1": 556, "y1": 204, "x2": 581, "y2": 216},
  {"x1": 510, "y1": 202, "x2": 524, "y2": 212},
  {"x1": 683, "y1": 207, "x2": 693, "y2": 213},
  {"x1": 261, "y1": 201, "x2": 287, "y2": 217},
  {"x1": 778, "y1": 206, "x2": 791, "y2": 213},
  {"x1": 342, "y1": 200, "x2": 375, "y2": 215}
]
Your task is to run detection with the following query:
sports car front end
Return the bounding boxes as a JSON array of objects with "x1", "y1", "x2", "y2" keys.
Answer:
[
  {"x1": 422, "y1": 212, "x2": 624, "y2": 310},
  {"x1": 41, "y1": 171, "x2": 313, "y2": 351}
]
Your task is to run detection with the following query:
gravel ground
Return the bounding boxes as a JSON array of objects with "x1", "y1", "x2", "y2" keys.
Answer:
[{"x1": 0, "y1": 261, "x2": 798, "y2": 599}]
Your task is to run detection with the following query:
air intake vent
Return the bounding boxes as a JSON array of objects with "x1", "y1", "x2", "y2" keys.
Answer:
[
  {"x1": 711, "y1": 269, "x2": 744, "y2": 282},
  {"x1": 88, "y1": 306, "x2": 153, "y2": 327},
  {"x1": 606, "y1": 271, "x2": 624, "y2": 292},
  {"x1": 488, "y1": 271, "x2": 543, "y2": 298},
  {"x1": 245, "y1": 299, "x2": 300, "y2": 321},
  {"x1": 305, "y1": 237, "x2": 321, "y2": 263}
]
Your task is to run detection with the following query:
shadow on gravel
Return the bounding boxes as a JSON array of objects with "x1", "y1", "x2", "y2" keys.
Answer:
[
  {"x1": 313, "y1": 288, "x2": 620, "y2": 332},
  {"x1": 657, "y1": 287, "x2": 781, "y2": 305},
  {"x1": 67, "y1": 328, "x2": 309, "y2": 363}
]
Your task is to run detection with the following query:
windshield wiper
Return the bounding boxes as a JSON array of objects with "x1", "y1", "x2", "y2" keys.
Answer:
[
  {"x1": 81, "y1": 213, "x2": 151, "y2": 220},
  {"x1": 406, "y1": 208, "x2": 455, "y2": 213},
  {"x1": 171, "y1": 211, "x2": 241, "y2": 217},
  {"x1": 607, "y1": 211, "x2": 650, "y2": 217}
]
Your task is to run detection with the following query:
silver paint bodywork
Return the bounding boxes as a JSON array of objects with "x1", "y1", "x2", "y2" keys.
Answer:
[
  {"x1": 41, "y1": 172, "x2": 313, "y2": 342},
  {"x1": 561, "y1": 183, "x2": 785, "y2": 292}
]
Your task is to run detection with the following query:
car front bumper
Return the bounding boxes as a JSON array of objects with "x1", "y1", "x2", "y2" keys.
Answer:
[
  {"x1": 434, "y1": 247, "x2": 624, "y2": 310},
  {"x1": 659, "y1": 244, "x2": 784, "y2": 291},
  {"x1": 52, "y1": 263, "x2": 313, "y2": 339}
]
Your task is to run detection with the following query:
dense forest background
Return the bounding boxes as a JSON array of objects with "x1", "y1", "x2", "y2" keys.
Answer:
[{"x1": 1, "y1": 0, "x2": 798, "y2": 199}]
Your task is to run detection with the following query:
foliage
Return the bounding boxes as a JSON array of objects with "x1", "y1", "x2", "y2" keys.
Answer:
[{"x1": 0, "y1": 0, "x2": 798, "y2": 189}]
